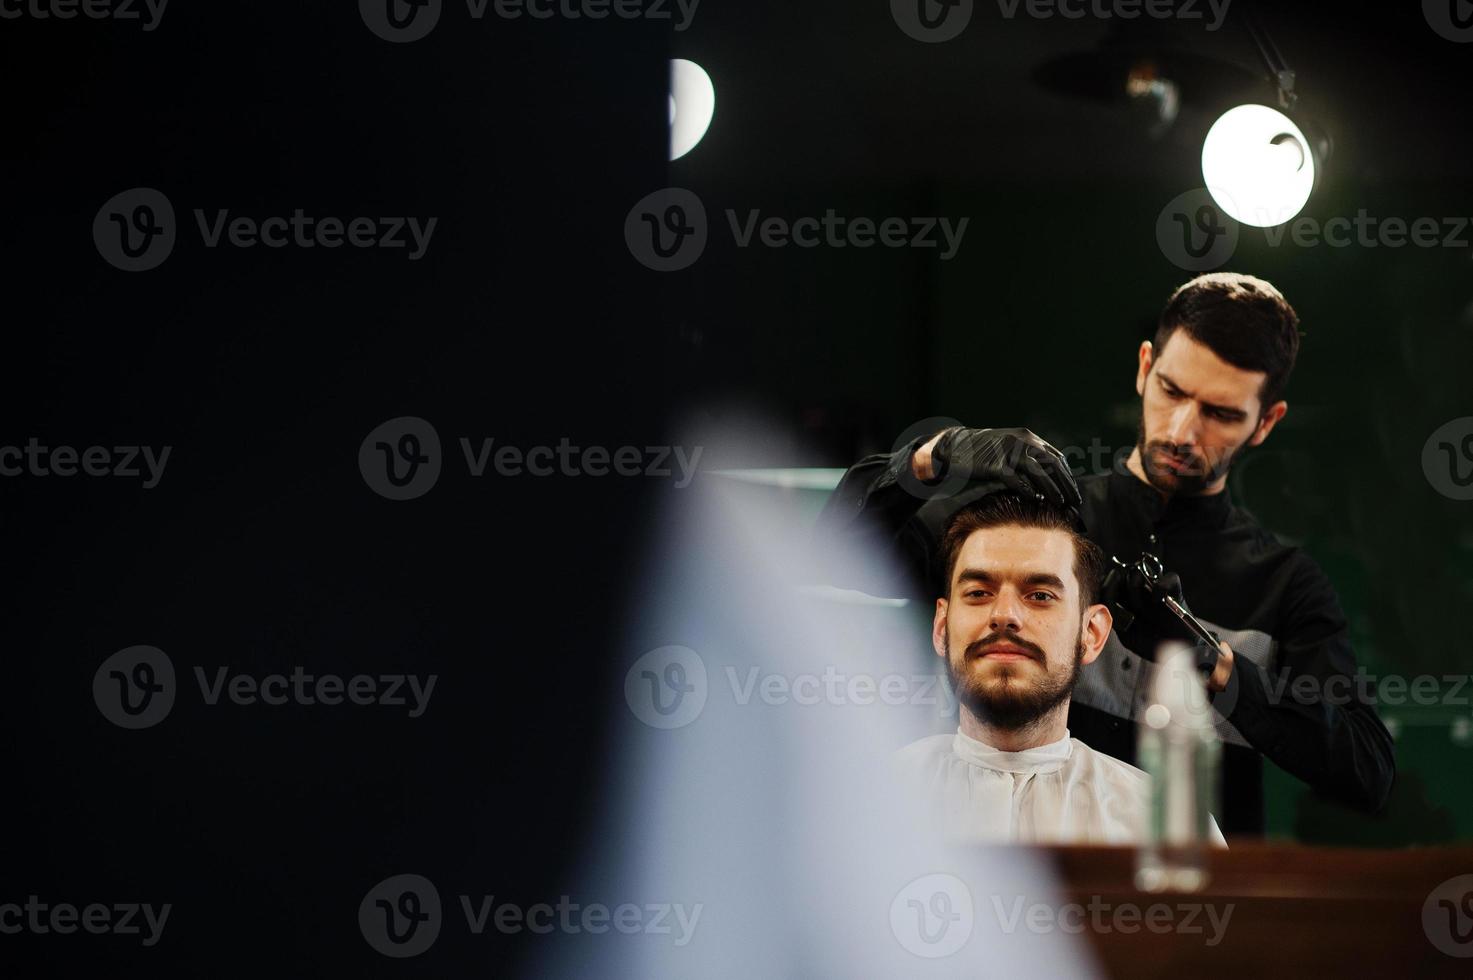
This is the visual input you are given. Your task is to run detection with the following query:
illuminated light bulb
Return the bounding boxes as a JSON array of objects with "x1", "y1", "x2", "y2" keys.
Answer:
[
  {"x1": 1201, "y1": 104, "x2": 1316, "y2": 228},
  {"x1": 669, "y1": 59, "x2": 715, "y2": 161}
]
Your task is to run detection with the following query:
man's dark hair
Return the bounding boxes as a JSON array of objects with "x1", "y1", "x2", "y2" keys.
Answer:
[
  {"x1": 1155, "y1": 272, "x2": 1301, "y2": 409},
  {"x1": 936, "y1": 494, "x2": 1106, "y2": 608}
]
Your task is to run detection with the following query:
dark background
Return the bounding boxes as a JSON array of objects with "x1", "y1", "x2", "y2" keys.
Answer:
[{"x1": 3, "y1": 0, "x2": 1472, "y2": 975}]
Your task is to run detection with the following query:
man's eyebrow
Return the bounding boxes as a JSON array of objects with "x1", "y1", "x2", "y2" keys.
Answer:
[
  {"x1": 955, "y1": 569, "x2": 1067, "y2": 591},
  {"x1": 1157, "y1": 370, "x2": 1248, "y2": 419}
]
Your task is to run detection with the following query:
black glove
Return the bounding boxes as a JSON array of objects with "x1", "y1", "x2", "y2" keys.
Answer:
[
  {"x1": 928, "y1": 427, "x2": 1082, "y2": 510},
  {"x1": 1102, "y1": 557, "x2": 1221, "y2": 677}
]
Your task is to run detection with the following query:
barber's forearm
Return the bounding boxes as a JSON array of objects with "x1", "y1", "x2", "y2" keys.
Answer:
[
  {"x1": 811, "y1": 442, "x2": 932, "y2": 594},
  {"x1": 817, "y1": 447, "x2": 918, "y2": 529},
  {"x1": 910, "y1": 429, "x2": 950, "y2": 481},
  {"x1": 1214, "y1": 655, "x2": 1396, "y2": 812}
]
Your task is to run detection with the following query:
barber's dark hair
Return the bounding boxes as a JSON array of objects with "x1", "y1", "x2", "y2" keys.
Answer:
[
  {"x1": 1155, "y1": 272, "x2": 1300, "y2": 409},
  {"x1": 936, "y1": 494, "x2": 1106, "y2": 607}
]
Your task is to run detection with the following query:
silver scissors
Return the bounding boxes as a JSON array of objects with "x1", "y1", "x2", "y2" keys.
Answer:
[{"x1": 1114, "y1": 553, "x2": 1223, "y2": 654}]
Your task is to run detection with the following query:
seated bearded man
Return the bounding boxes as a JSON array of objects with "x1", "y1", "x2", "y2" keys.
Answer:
[{"x1": 894, "y1": 491, "x2": 1227, "y2": 846}]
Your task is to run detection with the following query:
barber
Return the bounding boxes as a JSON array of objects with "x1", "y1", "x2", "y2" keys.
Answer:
[{"x1": 816, "y1": 273, "x2": 1394, "y2": 834}]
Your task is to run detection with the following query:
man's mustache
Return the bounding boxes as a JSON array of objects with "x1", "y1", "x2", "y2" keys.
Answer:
[
  {"x1": 964, "y1": 632, "x2": 1047, "y2": 662},
  {"x1": 1148, "y1": 440, "x2": 1211, "y2": 475}
]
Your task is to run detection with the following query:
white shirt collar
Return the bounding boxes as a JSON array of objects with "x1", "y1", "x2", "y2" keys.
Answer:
[{"x1": 951, "y1": 728, "x2": 1073, "y2": 775}]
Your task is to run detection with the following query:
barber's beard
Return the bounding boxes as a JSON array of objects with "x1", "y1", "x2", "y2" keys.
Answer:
[
  {"x1": 1134, "y1": 410, "x2": 1240, "y2": 495},
  {"x1": 946, "y1": 627, "x2": 1085, "y2": 732}
]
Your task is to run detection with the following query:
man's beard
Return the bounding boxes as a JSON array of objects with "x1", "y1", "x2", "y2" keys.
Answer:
[
  {"x1": 946, "y1": 627, "x2": 1085, "y2": 732},
  {"x1": 1133, "y1": 409, "x2": 1241, "y2": 495}
]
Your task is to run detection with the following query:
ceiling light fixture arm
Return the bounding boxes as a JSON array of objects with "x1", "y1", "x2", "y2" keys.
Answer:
[{"x1": 1243, "y1": 11, "x2": 1296, "y2": 111}]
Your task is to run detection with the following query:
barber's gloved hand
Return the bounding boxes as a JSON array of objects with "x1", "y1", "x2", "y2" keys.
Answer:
[
  {"x1": 1140, "y1": 569, "x2": 1188, "y2": 628},
  {"x1": 1113, "y1": 565, "x2": 1191, "y2": 638},
  {"x1": 1111, "y1": 564, "x2": 1225, "y2": 680},
  {"x1": 928, "y1": 427, "x2": 1082, "y2": 509}
]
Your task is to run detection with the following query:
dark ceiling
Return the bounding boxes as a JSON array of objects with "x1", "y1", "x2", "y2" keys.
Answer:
[{"x1": 670, "y1": 2, "x2": 1473, "y2": 186}]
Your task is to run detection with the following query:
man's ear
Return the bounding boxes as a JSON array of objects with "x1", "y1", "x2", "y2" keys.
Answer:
[
  {"x1": 1135, "y1": 340, "x2": 1154, "y2": 397},
  {"x1": 1248, "y1": 400, "x2": 1287, "y2": 447},
  {"x1": 932, "y1": 598, "x2": 948, "y2": 659},
  {"x1": 1078, "y1": 603, "x2": 1113, "y2": 667}
]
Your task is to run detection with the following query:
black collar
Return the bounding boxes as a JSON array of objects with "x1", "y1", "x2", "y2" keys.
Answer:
[{"x1": 1106, "y1": 467, "x2": 1233, "y2": 530}]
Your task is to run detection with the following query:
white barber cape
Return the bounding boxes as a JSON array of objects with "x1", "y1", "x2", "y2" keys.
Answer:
[{"x1": 893, "y1": 728, "x2": 1227, "y2": 847}]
